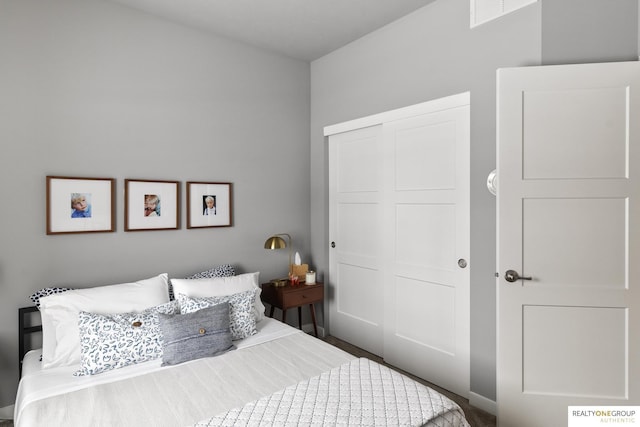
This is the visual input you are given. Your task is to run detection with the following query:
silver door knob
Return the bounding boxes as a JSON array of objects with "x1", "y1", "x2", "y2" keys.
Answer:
[{"x1": 504, "y1": 270, "x2": 532, "y2": 282}]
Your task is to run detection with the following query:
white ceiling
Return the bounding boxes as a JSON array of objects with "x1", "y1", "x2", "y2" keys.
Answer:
[{"x1": 107, "y1": 0, "x2": 436, "y2": 61}]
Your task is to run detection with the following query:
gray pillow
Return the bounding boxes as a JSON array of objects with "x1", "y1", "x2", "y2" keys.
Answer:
[{"x1": 158, "y1": 303, "x2": 235, "y2": 366}]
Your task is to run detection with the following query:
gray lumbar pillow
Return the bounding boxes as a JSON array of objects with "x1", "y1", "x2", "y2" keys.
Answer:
[{"x1": 158, "y1": 303, "x2": 235, "y2": 366}]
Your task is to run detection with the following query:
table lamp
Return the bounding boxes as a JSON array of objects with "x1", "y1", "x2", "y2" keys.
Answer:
[{"x1": 264, "y1": 233, "x2": 292, "y2": 286}]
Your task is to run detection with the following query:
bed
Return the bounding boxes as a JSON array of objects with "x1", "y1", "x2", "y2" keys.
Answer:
[{"x1": 15, "y1": 269, "x2": 471, "y2": 427}]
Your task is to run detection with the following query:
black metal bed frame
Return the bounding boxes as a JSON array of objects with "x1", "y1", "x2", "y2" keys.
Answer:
[{"x1": 18, "y1": 306, "x2": 41, "y2": 376}]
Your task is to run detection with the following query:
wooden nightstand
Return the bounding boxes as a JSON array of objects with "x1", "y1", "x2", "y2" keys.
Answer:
[{"x1": 261, "y1": 282, "x2": 324, "y2": 337}]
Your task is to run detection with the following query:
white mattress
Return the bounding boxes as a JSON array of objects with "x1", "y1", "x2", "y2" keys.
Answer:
[{"x1": 15, "y1": 318, "x2": 356, "y2": 427}]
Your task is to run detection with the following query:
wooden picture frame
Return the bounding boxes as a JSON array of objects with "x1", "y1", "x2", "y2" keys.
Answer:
[
  {"x1": 46, "y1": 176, "x2": 115, "y2": 235},
  {"x1": 125, "y1": 179, "x2": 180, "y2": 231},
  {"x1": 186, "y1": 182, "x2": 233, "y2": 228}
]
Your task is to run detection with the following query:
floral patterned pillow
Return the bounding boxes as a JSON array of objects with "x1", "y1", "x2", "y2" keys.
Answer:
[
  {"x1": 75, "y1": 301, "x2": 180, "y2": 376},
  {"x1": 176, "y1": 290, "x2": 257, "y2": 340}
]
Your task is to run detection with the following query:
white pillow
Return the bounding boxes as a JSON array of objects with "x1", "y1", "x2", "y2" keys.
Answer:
[
  {"x1": 171, "y1": 272, "x2": 265, "y2": 321},
  {"x1": 39, "y1": 273, "x2": 170, "y2": 369}
]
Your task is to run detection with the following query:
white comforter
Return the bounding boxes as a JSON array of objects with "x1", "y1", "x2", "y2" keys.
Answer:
[
  {"x1": 15, "y1": 319, "x2": 470, "y2": 427},
  {"x1": 15, "y1": 319, "x2": 354, "y2": 427}
]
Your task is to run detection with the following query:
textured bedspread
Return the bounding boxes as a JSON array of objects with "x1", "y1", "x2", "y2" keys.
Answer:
[{"x1": 194, "y1": 358, "x2": 470, "y2": 427}]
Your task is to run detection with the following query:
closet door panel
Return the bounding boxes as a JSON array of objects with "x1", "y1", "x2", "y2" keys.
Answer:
[
  {"x1": 383, "y1": 99, "x2": 470, "y2": 399},
  {"x1": 395, "y1": 121, "x2": 457, "y2": 190},
  {"x1": 395, "y1": 276, "x2": 456, "y2": 354},
  {"x1": 328, "y1": 125, "x2": 384, "y2": 356},
  {"x1": 396, "y1": 204, "x2": 456, "y2": 272}
]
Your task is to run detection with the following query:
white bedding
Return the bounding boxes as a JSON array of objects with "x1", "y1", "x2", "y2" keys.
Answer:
[
  {"x1": 15, "y1": 318, "x2": 470, "y2": 427},
  {"x1": 15, "y1": 318, "x2": 355, "y2": 427},
  {"x1": 16, "y1": 318, "x2": 297, "y2": 410}
]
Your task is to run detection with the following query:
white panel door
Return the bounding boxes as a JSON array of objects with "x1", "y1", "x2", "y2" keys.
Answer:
[
  {"x1": 497, "y1": 62, "x2": 640, "y2": 427},
  {"x1": 328, "y1": 125, "x2": 384, "y2": 355},
  {"x1": 382, "y1": 100, "x2": 470, "y2": 398}
]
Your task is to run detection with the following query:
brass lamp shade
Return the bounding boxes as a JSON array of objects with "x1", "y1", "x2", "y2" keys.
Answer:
[{"x1": 264, "y1": 236, "x2": 287, "y2": 250}]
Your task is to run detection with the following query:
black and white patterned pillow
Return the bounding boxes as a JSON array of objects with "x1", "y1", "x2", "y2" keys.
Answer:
[
  {"x1": 186, "y1": 264, "x2": 235, "y2": 280},
  {"x1": 30, "y1": 287, "x2": 73, "y2": 309},
  {"x1": 176, "y1": 290, "x2": 257, "y2": 340},
  {"x1": 168, "y1": 264, "x2": 235, "y2": 300},
  {"x1": 74, "y1": 301, "x2": 180, "y2": 376}
]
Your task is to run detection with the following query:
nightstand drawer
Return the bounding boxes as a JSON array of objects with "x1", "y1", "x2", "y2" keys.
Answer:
[
  {"x1": 281, "y1": 286, "x2": 324, "y2": 307},
  {"x1": 261, "y1": 282, "x2": 324, "y2": 337}
]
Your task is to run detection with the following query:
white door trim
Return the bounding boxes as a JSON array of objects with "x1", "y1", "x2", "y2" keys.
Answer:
[{"x1": 324, "y1": 92, "x2": 470, "y2": 137}]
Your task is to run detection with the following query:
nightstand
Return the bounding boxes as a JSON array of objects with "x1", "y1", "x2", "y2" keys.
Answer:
[{"x1": 261, "y1": 282, "x2": 323, "y2": 337}]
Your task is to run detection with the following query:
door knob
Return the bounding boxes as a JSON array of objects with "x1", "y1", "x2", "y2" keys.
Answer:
[{"x1": 504, "y1": 270, "x2": 532, "y2": 282}]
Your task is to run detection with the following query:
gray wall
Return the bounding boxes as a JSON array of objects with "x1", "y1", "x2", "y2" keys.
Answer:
[
  {"x1": 0, "y1": 0, "x2": 310, "y2": 408},
  {"x1": 310, "y1": 0, "x2": 638, "y2": 403},
  {"x1": 542, "y1": 0, "x2": 638, "y2": 65}
]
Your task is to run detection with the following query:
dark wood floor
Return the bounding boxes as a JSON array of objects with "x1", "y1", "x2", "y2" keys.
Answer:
[{"x1": 322, "y1": 335, "x2": 497, "y2": 427}]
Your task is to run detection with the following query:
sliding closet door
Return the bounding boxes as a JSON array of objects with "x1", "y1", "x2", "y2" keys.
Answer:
[
  {"x1": 382, "y1": 99, "x2": 470, "y2": 398},
  {"x1": 328, "y1": 125, "x2": 384, "y2": 355},
  {"x1": 327, "y1": 93, "x2": 470, "y2": 397}
]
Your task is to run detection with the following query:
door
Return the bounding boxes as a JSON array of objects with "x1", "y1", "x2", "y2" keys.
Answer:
[
  {"x1": 327, "y1": 92, "x2": 470, "y2": 397},
  {"x1": 497, "y1": 61, "x2": 640, "y2": 427},
  {"x1": 382, "y1": 101, "x2": 470, "y2": 398},
  {"x1": 328, "y1": 125, "x2": 384, "y2": 355}
]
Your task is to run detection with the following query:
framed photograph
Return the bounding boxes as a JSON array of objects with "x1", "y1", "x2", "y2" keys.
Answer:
[
  {"x1": 187, "y1": 182, "x2": 232, "y2": 228},
  {"x1": 125, "y1": 179, "x2": 179, "y2": 231},
  {"x1": 46, "y1": 176, "x2": 115, "y2": 235}
]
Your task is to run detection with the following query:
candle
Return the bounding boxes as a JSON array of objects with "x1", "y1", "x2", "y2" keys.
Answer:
[{"x1": 305, "y1": 271, "x2": 316, "y2": 284}]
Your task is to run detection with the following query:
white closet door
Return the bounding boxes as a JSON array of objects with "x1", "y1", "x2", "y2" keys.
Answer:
[
  {"x1": 326, "y1": 93, "x2": 470, "y2": 397},
  {"x1": 382, "y1": 99, "x2": 470, "y2": 398},
  {"x1": 328, "y1": 125, "x2": 384, "y2": 355}
]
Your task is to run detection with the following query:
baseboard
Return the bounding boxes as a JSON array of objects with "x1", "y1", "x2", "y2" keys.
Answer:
[
  {"x1": 0, "y1": 405, "x2": 13, "y2": 420},
  {"x1": 469, "y1": 391, "x2": 497, "y2": 416}
]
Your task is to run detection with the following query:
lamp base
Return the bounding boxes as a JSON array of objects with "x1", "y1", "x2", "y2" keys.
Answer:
[{"x1": 270, "y1": 278, "x2": 288, "y2": 287}]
